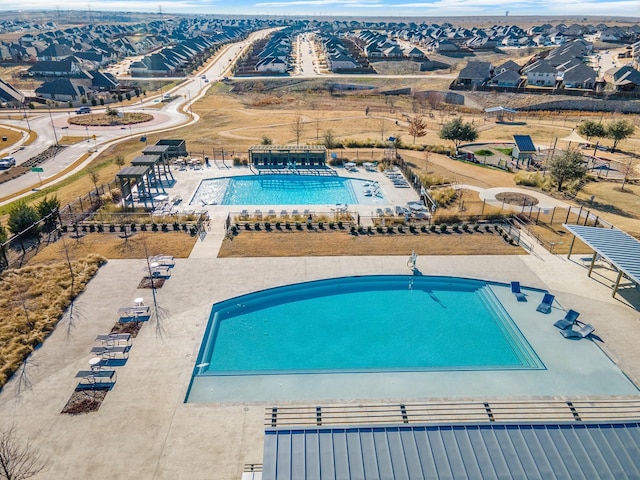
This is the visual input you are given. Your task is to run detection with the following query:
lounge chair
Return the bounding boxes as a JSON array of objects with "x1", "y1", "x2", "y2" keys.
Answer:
[
  {"x1": 560, "y1": 322, "x2": 595, "y2": 339},
  {"x1": 511, "y1": 281, "x2": 527, "y2": 302},
  {"x1": 76, "y1": 370, "x2": 117, "y2": 389},
  {"x1": 149, "y1": 265, "x2": 171, "y2": 278},
  {"x1": 95, "y1": 333, "x2": 131, "y2": 346},
  {"x1": 536, "y1": 293, "x2": 555, "y2": 314},
  {"x1": 554, "y1": 309, "x2": 580, "y2": 329},
  {"x1": 90, "y1": 345, "x2": 131, "y2": 359},
  {"x1": 149, "y1": 255, "x2": 175, "y2": 267}
]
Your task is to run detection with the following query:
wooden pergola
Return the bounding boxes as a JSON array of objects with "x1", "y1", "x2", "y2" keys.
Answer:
[{"x1": 131, "y1": 154, "x2": 174, "y2": 189}]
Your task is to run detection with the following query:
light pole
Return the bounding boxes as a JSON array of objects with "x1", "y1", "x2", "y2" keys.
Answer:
[
  {"x1": 22, "y1": 102, "x2": 31, "y2": 132},
  {"x1": 47, "y1": 107, "x2": 59, "y2": 145}
]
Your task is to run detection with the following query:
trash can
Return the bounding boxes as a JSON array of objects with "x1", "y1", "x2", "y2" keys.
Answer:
[{"x1": 1, "y1": 136, "x2": 7, "y2": 142}]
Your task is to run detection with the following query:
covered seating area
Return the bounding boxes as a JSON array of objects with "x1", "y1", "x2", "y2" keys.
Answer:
[
  {"x1": 564, "y1": 224, "x2": 640, "y2": 298},
  {"x1": 249, "y1": 145, "x2": 327, "y2": 169},
  {"x1": 484, "y1": 105, "x2": 517, "y2": 122}
]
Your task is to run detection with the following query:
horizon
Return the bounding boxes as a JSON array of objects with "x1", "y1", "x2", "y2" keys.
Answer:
[{"x1": 1, "y1": 1, "x2": 640, "y2": 20}]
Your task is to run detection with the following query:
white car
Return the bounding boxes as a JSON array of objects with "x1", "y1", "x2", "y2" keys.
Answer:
[{"x1": 0, "y1": 156, "x2": 16, "y2": 168}]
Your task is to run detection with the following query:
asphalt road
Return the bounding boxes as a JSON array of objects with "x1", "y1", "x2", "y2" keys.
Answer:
[{"x1": 0, "y1": 29, "x2": 272, "y2": 204}]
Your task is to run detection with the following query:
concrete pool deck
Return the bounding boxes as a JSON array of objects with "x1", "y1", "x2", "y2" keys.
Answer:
[
  {"x1": 1, "y1": 164, "x2": 640, "y2": 479},
  {"x1": 1, "y1": 242, "x2": 640, "y2": 479}
]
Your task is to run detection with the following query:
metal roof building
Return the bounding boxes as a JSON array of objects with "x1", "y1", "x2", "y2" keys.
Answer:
[
  {"x1": 263, "y1": 422, "x2": 640, "y2": 479},
  {"x1": 564, "y1": 224, "x2": 640, "y2": 297}
]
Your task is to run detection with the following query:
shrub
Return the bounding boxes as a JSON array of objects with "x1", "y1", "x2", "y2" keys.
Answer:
[
  {"x1": 161, "y1": 224, "x2": 169, "y2": 232},
  {"x1": 8, "y1": 201, "x2": 40, "y2": 235},
  {"x1": 337, "y1": 221, "x2": 343, "y2": 229},
  {"x1": 350, "y1": 226, "x2": 357, "y2": 234},
  {"x1": 440, "y1": 224, "x2": 448, "y2": 233},
  {"x1": 473, "y1": 224, "x2": 480, "y2": 232},
  {"x1": 296, "y1": 222, "x2": 302, "y2": 230},
  {"x1": 514, "y1": 171, "x2": 544, "y2": 187},
  {"x1": 173, "y1": 222, "x2": 180, "y2": 231},
  {"x1": 318, "y1": 221, "x2": 324, "y2": 230},
  {"x1": 431, "y1": 187, "x2": 457, "y2": 206},
  {"x1": 462, "y1": 223, "x2": 470, "y2": 232},
  {"x1": 329, "y1": 222, "x2": 335, "y2": 229},
  {"x1": 254, "y1": 222, "x2": 261, "y2": 231},
  {"x1": 377, "y1": 225, "x2": 383, "y2": 233},
  {"x1": 485, "y1": 224, "x2": 492, "y2": 232},
  {"x1": 97, "y1": 224, "x2": 104, "y2": 233},
  {"x1": 430, "y1": 224, "x2": 437, "y2": 232},
  {"x1": 285, "y1": 222, "x2": 291, "y2": 230},
  {"x1": 452, "y1": 223, "x2": 459, "y2": 232},
  {"x1": 109, "y1": 225, "x2": 116, "y2": 232},
  {"x1": 398, "y1": 225, "x2": 404, "y2": 233},
  {"x1": 386, "y1": 226, "x2": 394, "y2": 233},
  {"x1": 421, "y1": 225, "x2": 428, "y2": 233},
  {"x1": 244, "y1": 223, "x2": 251, "y2": 230},
  {"x1": 275, "y1": 221, "x2": 281, "y2": 230},
  {"x1": 367, "y1": 226, "x2": 372, "y2": 234},
  {"x1": 264, "y1": 222, "x2": 271, "y2": 231}
]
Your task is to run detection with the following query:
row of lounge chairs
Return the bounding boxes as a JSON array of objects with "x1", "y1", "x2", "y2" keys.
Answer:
[
  {"x1": 512, "y1": 281, "x2": 595, "y2": 339},
  {"x1": 383, "y1": 169, "x2": 410, "y2": 188},
  {"x1": 76, "y1": 333, "x2": 133, "y2": 389}
]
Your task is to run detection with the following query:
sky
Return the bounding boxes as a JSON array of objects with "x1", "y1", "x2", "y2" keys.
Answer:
[{"x1": 3, "y1": 0, "x2": 640, "y2": 18}]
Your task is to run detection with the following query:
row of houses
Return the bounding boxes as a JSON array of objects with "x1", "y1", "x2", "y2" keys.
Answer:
[
  {"x1": 455, "y1": 40, "x2": 640, "y2": 92},
  {"x1": 336, "y1": 21, "x2": 640, "y2": 55}
]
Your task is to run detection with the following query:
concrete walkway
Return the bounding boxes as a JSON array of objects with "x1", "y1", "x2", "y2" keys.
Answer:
[{"x1": 456, "y1": 184, "x2": 571, "y2": 211}]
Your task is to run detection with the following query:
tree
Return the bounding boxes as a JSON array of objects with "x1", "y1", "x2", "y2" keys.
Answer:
[
  {"x1": 439, "y1": 117, "x2": 478, "y2": 149},
  {"x1": 548, "y1": 148, "x2": 587, "y2": 191},
  {"x1": 577, "y1": 120, "x2": 606, "y2": 141},
  {"x1": 0, "y1": 424, "x2": 46, "y2": 480},
  {"x1": 88, "y1": 169, "x2": 100, "y2": 194},
  {"x1": 106, "y1": 107, "x2": 119, "y2": 118},
  {"x1": 0, "y1": 224, "x2": 7, "y2": 244},
  {"x1": 408, "y1": 115, "x2": 427, "y2": 144},
  {"x1": 260, "y1": 135, "x2": 273, "y2": 145},
  {"x1": 7, "y1": 202, "x2": 40, "y2": 235},
  {"x1": 114, "y1": 154, "x2": 125, "y2": 168},
  {"x1": 322, "y1": 129, "x2": 337, "y2": 149},
  {"x1": 606, "y1": 119, "x2": 635, "y2": 151},
  {"x1": 36, "y1": 196, "x2": 60, "y2": 233},
  {"x1": 290, "y1": 116, "x2": 305, "y2": 145}
]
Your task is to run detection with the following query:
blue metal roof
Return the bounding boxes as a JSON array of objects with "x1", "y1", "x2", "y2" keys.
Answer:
[
  {"x1": 564, "y1": 225, "x2": 640, "y2": 285},
  {"x1": 513, "y1": 134, "x2": 536, "y2": 153},
  {"x1": 263, "y1": 422, "x2": 640, "y2": 480}
]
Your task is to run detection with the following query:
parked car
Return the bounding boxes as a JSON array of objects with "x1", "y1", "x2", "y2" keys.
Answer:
[
  {"x1": 0, "y1": 156, "x2": 16, "y2": 169},
  {"x1": 75, "y1": 106, "x2": 91, "y2": 114}
]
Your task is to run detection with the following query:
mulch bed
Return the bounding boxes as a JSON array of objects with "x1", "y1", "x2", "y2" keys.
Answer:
[
  {"x1": 138, "y1": 276, "x2": 165, "y2": 289},
  {"x1": 61, "y1": 387, "x2": 109, "y2": 415},
  {"x1": 495, "y1": 192, "x2": 539, "y2": 206},
  {"x1": 110, "y1": 321, "x2": 144, "y2": 338}
]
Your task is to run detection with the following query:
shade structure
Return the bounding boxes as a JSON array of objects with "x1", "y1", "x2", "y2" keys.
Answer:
[
  {"x1": 559, "y1": 129, "x2": 592, "y2": 145},
  {"x1": 263, "y1": 422, "x2": 640, "y2": 480},
  {"x1": 564, "y1": 224, "x2": 640, "y2": 297}
]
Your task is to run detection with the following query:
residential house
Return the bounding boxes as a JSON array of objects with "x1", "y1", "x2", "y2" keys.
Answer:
[
  {"x1": 604, "y1": 65, "x2": 640, "y2": 91},
  {"x1": 456, "y1": 61, "x2": 492, "y2": 86},
  {"x1": 28, "y1": 57, "x2": 83, "y2": 77},
  {"x1": 35, "y1": 78, "x2": 90, "y2": 101},
  {"x1": 524, "y1": 60, "x2": 557, "y2": 87},
  {"x1": 255, "y1": 56, "x2": 287, "y2": 73},
  {"x1": 487, "y1": 69, "x2": 521, "y2": 88}
]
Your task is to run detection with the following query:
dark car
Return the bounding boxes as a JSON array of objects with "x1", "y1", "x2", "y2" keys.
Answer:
[{"x1": 75, "y1": 106, "x2": 92, "y2": 114}]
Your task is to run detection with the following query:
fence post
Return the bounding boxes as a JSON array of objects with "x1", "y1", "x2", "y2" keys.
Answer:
[
  {"x1": 550, "y1": 207, "x2": 556, "y2": 225},
  {"x1": 78, "y1": 196, "x2": 84, "y2": 213},
  {"x1": 565, "y1": 206, "x2": 571, "y2": 224}
]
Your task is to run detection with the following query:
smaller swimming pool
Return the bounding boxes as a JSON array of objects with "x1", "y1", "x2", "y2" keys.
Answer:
[{"x1": 190, "y1": 174, "x2": 387, "y2": 205}]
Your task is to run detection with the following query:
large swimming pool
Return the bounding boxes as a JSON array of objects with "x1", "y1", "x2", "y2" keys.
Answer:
[
  {"x1": 190, "y1": 174, "x2": 387, "y2": 205},
  {"x1": 186, "y1": 275, "x2": 639, "y2": 402},
  {"x1": 192, "y1": 276, "x2": 542, "y2": 377}
]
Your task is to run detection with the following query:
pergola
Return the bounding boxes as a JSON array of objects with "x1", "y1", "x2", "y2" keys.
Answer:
[
  {"x1": 131, "y1": 154, "x2": 174, "y2": 189},
  {"x1": 116, "y1": 166, "x2": 153, "y2": 209},
  {"x1": 484, "y1": 106, "x2": 517, "y2": 122},
  {"x1": 564, "y1": 224, "x2": 640, "y2": 297}
]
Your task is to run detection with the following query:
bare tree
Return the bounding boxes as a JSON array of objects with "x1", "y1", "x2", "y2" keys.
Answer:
[
  {"x1": 88, "y1": 168, "x2": 99, "y2": 196},
  {"x1": 114, "y1": 154, "x2": 125, "y2": 168},
  {"x1": 408, "y1": 115, "x2": 427, "y2": 144},
  {"x1": 0, "y1": 425, "x2": 47, "y2": 480},
  {"x1": 620, "y1": 157, "x2": 636, "y2": 192},
  {"x1": 290, "y1": 116, "x2": 305, "y2": 146}
]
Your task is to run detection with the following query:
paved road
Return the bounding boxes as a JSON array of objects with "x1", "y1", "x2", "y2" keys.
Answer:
[{"x1": 0, "y1": 29, "x2": 273, "y2": 204}]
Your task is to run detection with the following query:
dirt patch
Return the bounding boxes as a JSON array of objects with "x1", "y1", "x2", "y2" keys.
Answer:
[
  {"x1": 61, "y1": 388, "x2": 109, "y2": 415},
  {"x1": 495, "y1": 192, "x2": 539, "y2": 206},
  {"x1": 219, "y1": 231, "x2": 523, "y2": 257}
]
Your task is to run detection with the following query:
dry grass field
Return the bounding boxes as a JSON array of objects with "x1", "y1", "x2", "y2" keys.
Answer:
[
  {"x1": 219, "y1": 230, "x2": 523, "y2": 257},
  {"x1": 30, "y1": 232, "x2": 197, "y2": 264},
  {"x1": 0, "y1": 126, "x2": 23, "y2": 148},
  {"x1": 0, "y1": 254, "x2": 105, "y2": 387}
]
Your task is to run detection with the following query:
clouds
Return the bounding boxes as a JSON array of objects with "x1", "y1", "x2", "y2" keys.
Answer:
[{"x1": 1, "y1": 0, "x2": 639, "y2": 15}]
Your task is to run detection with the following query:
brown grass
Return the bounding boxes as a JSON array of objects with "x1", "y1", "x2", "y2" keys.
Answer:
[
  {"x1": 30, "y1": 232, "x2": 197, "y2": 264},
  {"x1": 219, "y1": 231, "x2": 524, "y2": 257},
  {"x1": 526, "y1": 224, "x2": 592, "y2": 254},
  {"x1": 58, "y1": 136, "x2": 86, "y2": 145},
  {"x1": 0, "y1": 126, "x2": 23, "y2": 147},
  {"x1": 575, "y1": 180, "x2": 640, "y2": 237},
  {"x1": 0, "y1": 254, "x2": 106, "y2": 387}
]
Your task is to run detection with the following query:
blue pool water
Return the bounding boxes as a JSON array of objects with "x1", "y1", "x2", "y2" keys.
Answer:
[
  {"x1": 190, "y1": 174, "x2": 387, "y2": 205},
  {"x1": 193, "y1": 276, "x2": 543, "y2": 376}
]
